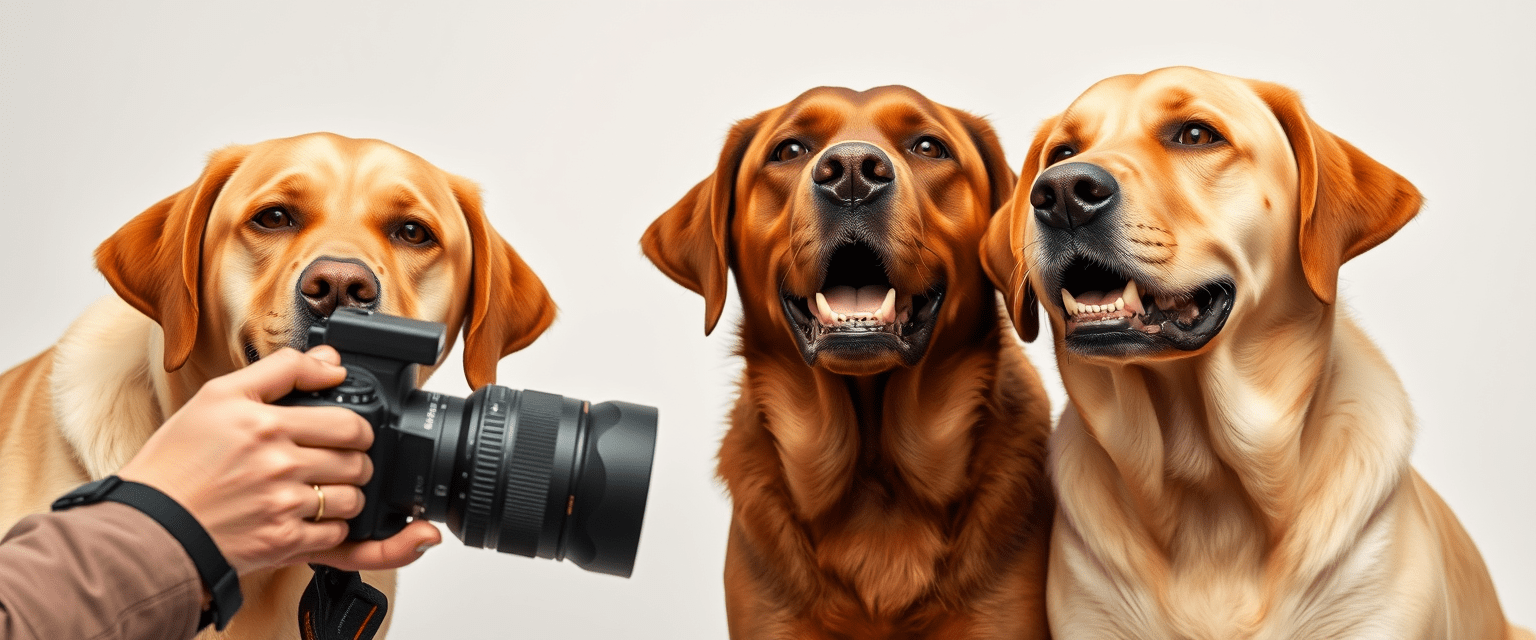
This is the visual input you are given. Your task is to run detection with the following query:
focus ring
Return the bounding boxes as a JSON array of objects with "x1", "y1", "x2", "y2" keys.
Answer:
[
  {"x1": 496, "y1": 390, "x2": 562, "y2": 555},
  {"x1": 463, "y1": 387, "x2": 511, "y2": 549}
]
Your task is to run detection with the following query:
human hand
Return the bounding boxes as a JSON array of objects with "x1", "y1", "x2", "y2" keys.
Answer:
[{"x1": 118, "y1": 346, "x2": 442, "y2": 576}]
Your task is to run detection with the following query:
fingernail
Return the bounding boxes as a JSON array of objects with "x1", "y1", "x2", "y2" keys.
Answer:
[{"x1": 414, "y1": 542, "x2": 439, "y2": 554}]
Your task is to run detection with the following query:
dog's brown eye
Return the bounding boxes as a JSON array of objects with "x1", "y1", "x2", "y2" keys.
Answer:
[
  {"x1": 394, "y1": 222, "x2": 433, "y2": 245},
  {"x1": 1174, "y1": 122, "x2": 1224, "y2": 146},
  {"x1": 772, "y1": 140, "x2": 808, "y2": 162},
  {"x1": 253, "y1": 207, "x2": 293, "y2": 229},
  {"x1": 1047, "y1": 145, "x2": 1076, "y2": 165},
  {"x1": 911, "y1": 137, "x2": 949, "y2": 159}
]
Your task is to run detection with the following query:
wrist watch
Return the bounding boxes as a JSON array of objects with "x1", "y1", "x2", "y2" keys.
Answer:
[{"x1": 52, "y1": 475, "x2": 243, "y2": 631}]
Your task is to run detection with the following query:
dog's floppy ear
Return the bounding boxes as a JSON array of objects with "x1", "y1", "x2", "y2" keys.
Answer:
[
  {"x1": 451, "y1": 175, "x2": 557, "y2": 389},
  {"x1": 641, "y1": 113, "x2": 764, "y2": 336},
  {"x1": 1253, "y1": 82, "x2": 1422, "y2": 304},
  {"x1": 951, "y1": 110, "x2": 1018, "y2": 214},
  {"x1": 95, "y1": 144, "x2": 249, "y2": 372},
  {"x1": 980, "y1": 116, "x2": 1057, "y2": 342}
]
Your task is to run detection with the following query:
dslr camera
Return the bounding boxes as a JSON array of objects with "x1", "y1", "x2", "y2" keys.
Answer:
[{"x1": 279, "y1": 308, "x2": 658, "y2": 577}]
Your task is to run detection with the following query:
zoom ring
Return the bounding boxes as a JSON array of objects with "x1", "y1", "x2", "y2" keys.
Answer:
[
  {"x1": 462, "y1": 388, "x2": 511, "y2": 549},
  {"x1": 496, "y1": 390, "x2": 562, "y2": 556}
]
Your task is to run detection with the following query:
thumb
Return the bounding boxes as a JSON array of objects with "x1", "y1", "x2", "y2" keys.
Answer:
[
  {"x1": 302, "y1": 521, "x2": 444, "y2": 571},
  {"x1": 221, "y1": 347, "x2": 348, "y2": 403}
]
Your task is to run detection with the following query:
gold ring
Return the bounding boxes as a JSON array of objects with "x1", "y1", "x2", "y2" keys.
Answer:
[{"x1": 312, "y1": 484, "x2": 326, "y2": 522}]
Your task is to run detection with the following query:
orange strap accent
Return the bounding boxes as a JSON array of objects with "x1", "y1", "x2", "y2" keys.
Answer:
[{"x1": 352, "y1": 606, "x2": 378, "y2": 640}]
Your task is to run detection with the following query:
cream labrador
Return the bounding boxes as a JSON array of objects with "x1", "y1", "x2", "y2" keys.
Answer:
[{"x1": 982, "y1": 67, "x2": 1531, "y2": 639}]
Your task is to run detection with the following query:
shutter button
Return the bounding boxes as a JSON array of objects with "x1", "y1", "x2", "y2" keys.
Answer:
[{"x1": 333, "y1": 375, "x2": 377, "y2": 405}]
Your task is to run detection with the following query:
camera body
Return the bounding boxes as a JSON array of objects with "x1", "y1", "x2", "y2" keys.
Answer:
[
  {"x1": 279, "y1": 308, "x2": 658, "y2": 577},
  {"x1": 281, "y1": 309, "x2": 446, "y2": 540}
]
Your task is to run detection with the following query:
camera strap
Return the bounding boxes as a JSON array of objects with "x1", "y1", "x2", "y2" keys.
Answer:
[{"x1": 298, "y1": 564, "x2": 388, "y2": 640}]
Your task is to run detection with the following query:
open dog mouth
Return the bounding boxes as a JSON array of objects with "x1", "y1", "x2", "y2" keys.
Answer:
[
  {"x1": 780, "y1": 242, "x2": 944, "y2": 366},
  {"x1": 1054, "y1": 256, "x2": 1233, "y2": 354}
]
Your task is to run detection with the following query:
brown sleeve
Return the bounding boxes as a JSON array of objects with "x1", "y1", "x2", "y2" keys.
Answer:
[{"x1": 0, "y1": 502, "x2": 202, "y2": 640}]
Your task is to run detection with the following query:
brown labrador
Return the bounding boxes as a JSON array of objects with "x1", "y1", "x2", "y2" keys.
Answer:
[{"x1": 645, "y1": 86, "x2": 1053, "y2": 639}]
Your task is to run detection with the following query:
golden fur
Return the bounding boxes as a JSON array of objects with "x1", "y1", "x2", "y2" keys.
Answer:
[
  {"x1": 0, "y1": 132, "x2": 555, "y2": 640},
  {"x1": 982, "y1": 67, "x2": 1531, "y2": 639},
  {"x1": 645, "y1": 87, "x2": 1053, "y2": 639}
]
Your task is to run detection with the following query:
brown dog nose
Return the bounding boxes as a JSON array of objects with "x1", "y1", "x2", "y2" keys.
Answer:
[
  {"x1": 814, "y1": 142, "x2": 894, "y2": 206},
  {"x1": 1031, "y1": 163, "x2": 1119, "y2": 230},
  {"x1": 298, "y1": 258, "x2": 380, "y2": 318}
]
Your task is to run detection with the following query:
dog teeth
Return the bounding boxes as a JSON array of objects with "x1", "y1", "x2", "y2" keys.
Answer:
[
  {"x1": 814, "y1": 287, "x2": 900, "y2": 327},
  {"x1": 1062, "y1": 289, "x2": 1079, "y2": 315},
  {"x1": 1064, "y1": 284, "x2": 1137, "y2": 318},
  {"x1": 815, "y1": 292, "x2": 833, "y2": 319},
  {"x1": 813, "y1": 292, "x2": 840, "y2": 326},
  {"x1": 877, "y1": 288, "x2": 897, "y2": 324},
  {"x1": 1123, "y1": 280, "x2": 1147, "y2": 315}
]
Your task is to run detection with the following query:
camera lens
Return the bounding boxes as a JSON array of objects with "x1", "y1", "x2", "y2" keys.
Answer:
[{"x1": 403, "y1": 386, "x2": 658, "y2": 577}]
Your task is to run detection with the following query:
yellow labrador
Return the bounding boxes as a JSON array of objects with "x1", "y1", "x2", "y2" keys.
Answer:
[
  {"x1": 0, "y1": 132, "x2": 555, "y2": 639},
  {"x1": 982, "y1": 67, "x2": 1531, "y2": 639}
]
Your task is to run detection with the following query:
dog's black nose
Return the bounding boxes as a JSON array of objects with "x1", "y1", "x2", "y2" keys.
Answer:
[
  {"x1": 814, "y1": 142, "x2": 894, "y2": 207},
  {"x1": 298, "y1": 258, "x2": 380, "y2": 318},
  {"x1": 1031, "y1": 163, "x2": 1118, "y2": 230}
]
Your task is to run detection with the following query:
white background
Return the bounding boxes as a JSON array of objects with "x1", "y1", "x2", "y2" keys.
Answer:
[{"x1": 1, "y1": 1, "x2": 1531, "y2": 636}]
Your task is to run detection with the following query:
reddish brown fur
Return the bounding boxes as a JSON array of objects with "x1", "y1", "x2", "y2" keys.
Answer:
[{"x1": 644, "y1": 87, "x2": 1052, "y2": 639}]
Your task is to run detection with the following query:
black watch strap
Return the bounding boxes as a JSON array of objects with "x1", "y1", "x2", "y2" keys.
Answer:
[{"x1": 52, "y1": 475, "x2": 243, "y2": 631}]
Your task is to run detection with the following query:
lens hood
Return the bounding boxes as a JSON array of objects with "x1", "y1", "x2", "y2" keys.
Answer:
[{"x1": 559, "y1": 400, "x2": 658, "y2": 577}]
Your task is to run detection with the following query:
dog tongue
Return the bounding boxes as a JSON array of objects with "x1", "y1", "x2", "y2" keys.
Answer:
[
  {"x1": 824, "y1": 285, "x2": 888, "y2": 314},
  {"x1": 812, "y1": 286, "x2": 899, "y2": 325}
]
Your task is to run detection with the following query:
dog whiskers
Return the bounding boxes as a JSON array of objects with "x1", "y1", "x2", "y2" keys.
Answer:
[{"x1": 780, "y1": 238, "x2": 812, "y2": 292}]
